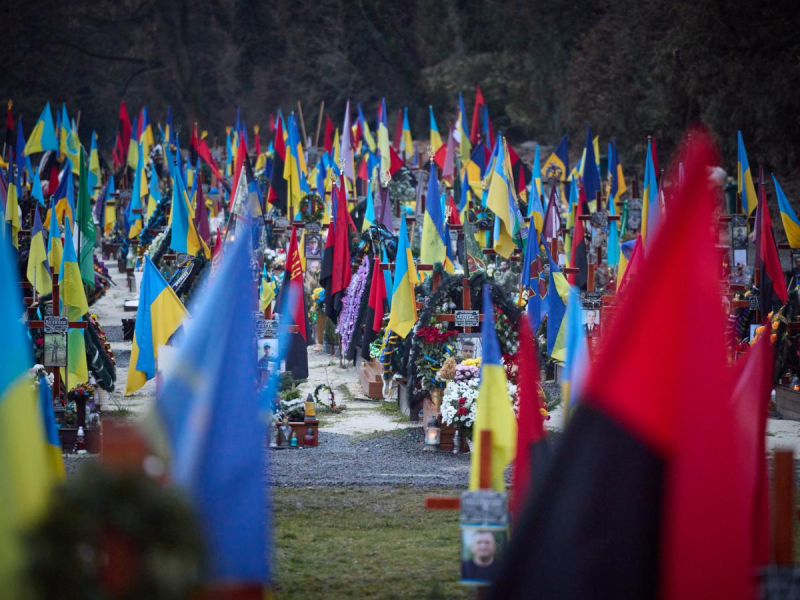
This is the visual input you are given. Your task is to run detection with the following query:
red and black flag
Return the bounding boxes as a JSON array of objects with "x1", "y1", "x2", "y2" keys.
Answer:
[
  {"x1": 568, "y1": 181, "x2": 589, "y2": 289},
  {"x1": 470, "y1": 85, "x2": 486, "y2": 145},
  {"x1": 754, "y1": 167, "x2": 788, "y2": 313},
  {"x1": 268, "y1": 116, "x2": 288, "y2": 215},
  {"x1": 320, "y1": 186, "x2": 352, "y2": 324},
  {"x1": 190, "y1": 125, "x2": 222, "y2": 182},
  {"x1": 490, "y1": 131, "x2": 754, "y2": 600},
  {"x1": 189, "y1": 124, "x2": 199, "y2": 166},
  {"x1": 361, "y1": 254, "x2": 388, "y2": 360},
  {"x1": 112, "y1": 100, "x2": 132, "y2": 171}
]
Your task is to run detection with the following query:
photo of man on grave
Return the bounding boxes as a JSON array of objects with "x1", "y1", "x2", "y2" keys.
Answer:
[
  {"x1": 461, "y1": 528, "x2": 505, "y2": 584},
  {"x1": 304, "y1": 233, "x2": 322, "y2": 259},
  {"x1": 583, "y1": 309, "x2": 600, "y2": 338},
  {"x1": 44, "y1": 333, "x2": 67, "y2": 367},
  {"x1": 457, "y1": 333, "x2": 482, "y2": 362}
]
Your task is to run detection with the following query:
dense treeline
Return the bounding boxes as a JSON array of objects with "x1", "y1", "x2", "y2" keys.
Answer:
[{"x1": 1, "y1": 0, "x2": 798, "y2": 184}]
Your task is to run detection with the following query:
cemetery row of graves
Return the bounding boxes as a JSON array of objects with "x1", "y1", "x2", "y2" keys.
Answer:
[{"x1": 4, "y1": 92, "x2": 800, "y2": 596}]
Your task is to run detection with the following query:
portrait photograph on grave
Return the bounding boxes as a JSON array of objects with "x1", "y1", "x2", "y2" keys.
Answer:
[
  {"x1": 460, "y1": 527, "x2": 507, "y2": 586},
  {"x1": 457, "y1": 333, "x2": 482, "y2": 362},
  {"x1": 792, "y1": 250, "x2": 800, "y2": 280},
  {"x1": 582, "y1": 308, "x2": 600, "y2": 338},
  {"x1": 304, "y1": 233, "x2": 323, "y2": 259},
  {"x1": 44, "y1": 333, "x2": 67, "y2": 367},
  {"x1": 257, "y1": 338, "x2": 280, "y2": 370}
]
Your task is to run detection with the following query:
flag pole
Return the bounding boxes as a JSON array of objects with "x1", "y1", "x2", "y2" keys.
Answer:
[{"x1": 314, "y1": 100, "x2": 325, "y2": 149}]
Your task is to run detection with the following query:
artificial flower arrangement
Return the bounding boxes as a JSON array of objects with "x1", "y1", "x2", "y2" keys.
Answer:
[
  {"x1": 28, "y1": 365, "x2": 54, "y2": 390},
  {"x1": 309, "y1": 287, "x2": 325, "y2": 325},
  {"x1": 336, "y1": 256, "x2": 370, "y2": 355},
  {"x1": 414, "y1": 324, "x2": 458, "y2": 389}
]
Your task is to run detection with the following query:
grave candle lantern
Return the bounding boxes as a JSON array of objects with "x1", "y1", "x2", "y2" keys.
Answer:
[{"x1": 424, "y1": 416, "x2": 440, "y2": 451}]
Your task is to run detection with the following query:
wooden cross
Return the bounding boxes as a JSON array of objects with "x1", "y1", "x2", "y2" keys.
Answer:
[{"x1": 25, "y1": 267, "x2": 87, "y2": 407}]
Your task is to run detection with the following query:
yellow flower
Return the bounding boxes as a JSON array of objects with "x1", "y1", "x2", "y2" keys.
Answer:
[
  {"x1": 755, "y1": 326, "x2": 766, "y2": 336},
  {"x1": 462, "y1": 358, "x2": 482, "y2": 367},
  {"x1": 772, "y1": 321, "x2": 779, "y2": 330}
]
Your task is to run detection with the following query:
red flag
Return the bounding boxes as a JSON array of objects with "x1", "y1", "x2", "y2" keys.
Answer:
[
  {"x1": 491, "y1": 130, "x2": 752, "y2": 600},
  {"x1": 5, "y1": 100, "x2": 14, "y2": 151},
  {"x1": 510, "y1": 316, "x2": 547, "y2": 520},
  {"x1": 433, "y1": 144, "x2": 447, "y2": 169},
  {"x1": 756, "y1": 170, "x2": 788, "y2": 309},
  {"x1": 731, "y1": 335, "x2": 773, "y2": 569},
  {"x1": 369, "y1": 255, "x2": 387, "y2": 332},
  {"x1": 230, "y1": 135, "x2": 248, "y2": 211},
  {"x1": 268, "y1": 116, "x2": 287, "y2": 209},
  {"x1": 388, "y1": 145, "x2": 405, "y2": 175},
  {"x1": 113, "y1": 100, "x2": 132, "y2": 170},
  {"x1": 470, "y1": 85, "x2": 485, "y2": 146},
  {"x1": 286, "y1": 227, "x2": 307, "y2": 341},
  {"x1": 323, "y1": 115, "x2": 334, "y2": 153},
  {"x1": 447, "y1": 195, "x2": 461, "y2": 226},
  {"x1": 212, "y1": 227, "x2": 223, "y2": 261},
  {"x1": 507, "y1": 141, "x2": 521, "y2": 168},
  {"x1": 331, "y1": 187, "x2": 352, "y2": 298},
  {"x1": 190, "y1": 125, "x2": 222, "y2": 181}
]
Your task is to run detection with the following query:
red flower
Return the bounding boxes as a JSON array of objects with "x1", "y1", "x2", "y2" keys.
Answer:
[
  {"x1": 457, "y1": 407, "x2": 468, "y2": 416},
  {"x1": 458, "y1": 397, "x2": 467, "y2": 405}
]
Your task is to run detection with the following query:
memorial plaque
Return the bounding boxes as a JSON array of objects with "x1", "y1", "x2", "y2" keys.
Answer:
[
  {"x1": 44, "y1": 316, "x2": 69, "y2": 334},
  {"x1": 454, "y1": 310, "x2": 480, "y2": 329},
  {"x1": 306, "y1": 222, "x2": 321, "y2": 235},
  {"x1": 256, "y1": 319, "x2": 278, "y2": 339},
  {"x1": 749, "y1": 295, "x2": 760, "y2": 311}
]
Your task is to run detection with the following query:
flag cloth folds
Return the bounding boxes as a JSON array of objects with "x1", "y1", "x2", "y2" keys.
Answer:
[
  {"x1": 489, "y1": 130, "x2": 753, "y2": 600},
  {"x1": 429, "y1": 106, "x2": 443, "y2": 153},
  {"x1": 59, "y1": 226, "x2": 89, "y2": 388},
  {"x1": 773, "y1": 174, "x2": 800, "y2": 248},
  {"x1": 125, "y1": 256, "x2": 188, "y2": 394},
  {"x1": 561, "y1": 286, "x2": 589, "y2": 422},
  {"x1": 170, "y1": 165, "x2": 211, "y2": 258},
  {"x1": 48, "y1": 196, "x2": 63, "y2": 276},
  {"x1": 37, "y1": 373, "x2": 65, "y2": 481},
  {"x1": 0, "y1": 234, "x2": 58, "y2": 595},
  {"x1": 755, "y1": 169, "x2": 788, "y2": 313},
  {"x1": 541, "y1": 135, "x2": 569, "y2": 181},
  {"x1": 568, "y1": 182, "x2": 589, "y2": 289},
  {"x1": 362, "y1": 256, "x2": 387, "y2": 360},
  {"x1": 420, "y1": 164, "x2": 454, "y2": 271},
  {"x1": 26, "y1": 209, "x2": 52, "y2": 296},
  {"x1": 387, "y1": 215, "x2": 418, "y2": 338},
  {"x1": 77, "y1": 149, "x2": 97, "y2": 287},
  {"x1": 469, "y1": 286, "x2": 518, "y2": 492},
  {"x1": 486, "y1": 138, "x2": 524, "y2": 258},
  {"x1": 641, "y1": 138, "x2": 661, "y2": 247},
  {"x1": 153, "y1": 224, "x2": 269, "y2": 585},
  {"x1": 510, "y1": 316, "x2": 548, "y2": 519},
  {"x1": 737, "y1": 131, "x2": 758, "y2": 215},
  {"x1": 546, "y1": 247, "x2": 569, "y2": 361},
  {"x1": 320, "y1": 187, "x2": 352, "y2": 324},
  {"x1": 277, "y1": 226, "x2": 309, "y2": 380},
  {"x1": 23, "y1": 102, "x2": 58, "y2": 155}
]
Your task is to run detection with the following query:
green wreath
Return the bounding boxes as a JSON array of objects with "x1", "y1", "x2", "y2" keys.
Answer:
[
  {"x1": 299, "y1": 193, "x2": 325, "y2": 223},
  {"x1": 26, "y1": 463, "x2": 205, "y2": 600},
  {"x1": 313, "y1": 384, "x2": 336, "y2": 410}
]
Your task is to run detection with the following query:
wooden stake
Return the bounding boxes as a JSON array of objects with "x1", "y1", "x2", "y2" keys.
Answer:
[
  {"x1": 479, "y1": 429, "x2": 492, "y2": 490},
  {"x1": 588, "y1": 263, "x2": 596, "y2": 292},
  {"x1": 314, "y1": 100, "x2": 325, "y2": 149},
  {"x1": 297, "y1": 101, "x2": 308, "y2": 148},
  {"x1": 773, "y1": 449, "x2": 794, "y2": 564}
]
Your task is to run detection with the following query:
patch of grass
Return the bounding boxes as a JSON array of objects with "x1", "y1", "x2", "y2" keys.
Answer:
[
  {"x1": 336, "y1": 383, "x2": 355, "y2": 402},
  {"x1": 273, "y1": 486, "x2": 469, "y2": 599},
  {"x1": 353, "y1": 428, "x2": 408, "y2": 441}
]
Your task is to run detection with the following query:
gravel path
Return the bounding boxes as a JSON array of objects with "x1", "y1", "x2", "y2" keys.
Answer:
[{"x1": 269, "y1": 428, "x2": 471, "y2": 487}]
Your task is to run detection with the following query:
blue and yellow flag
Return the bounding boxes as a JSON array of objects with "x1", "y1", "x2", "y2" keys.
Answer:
[
  {"x1": 59, "y1": 104, "x2": 80, "y2": 174},
  {"x1": 46, "y1": 166, "x2": 75, "y2": 229},
  {"x1": 387, "y1": 215, "x2": 418, "y2": 338},
  {"x1": 546, "y1": 246, "x2": 570, "y2": 361},
  {"x1": 608, "y1": 138, "x2": 627, "y2": 204},
  {"x1": 641, "y1": 139, "x2": 660, "y2": 247},
  {"x1": 616, "y1": 238, "x2": 638, "y2": 290},
  {"x1": 88, "y1": 131, "x2": 101, "y2": 199},
  {"x1": 541, "y1": 134, "x2": 569, "y2": 182},
  {"x1": 153, "y1": 224, "x2": 270, "y2": 584},
  {"x1": 486, "y1": 137, "x2": 524, "y2": 258},
  {"x1": 127, "y1": 115, "x2": 139, "y2": 170},
  {"x1": 0, "y1": 233, "x2": 59, "y2": 595},
  {"x1": 26, "y1": 209, "x2": 51, "y2": 296},
  {"x1": 420, "y1": 164, "x2": 454, "y2": 271},
  {"x1": 37, "y1": 374, "x2": 65, "y2": 480},
  {"x1": 283, "y1": 114, "x2": 309, "y2": 219},
  {"x1": 59, "y1": 226, "x2": 89, "y2": 386},
  {"x1": 773, "y1": 175, "x2": 800, "y2": 248},
  {"x1": 400, "y1": 108, "x2": 414, "y2": 162},
  {"x1": 259, "y1": 266, "x2": 276, "y2": 312},
  {"x1": 738, "y1": 131, "x2": 758, "y2": 215},
  {"x1": 457, "y1": 92, "x2": 472, "y2": 159},
  {"x1": 469, "y1": 285, "x2": 518, "y2": 491},
  {"x1": 378, "y1": 98, "x2": 391, "y2": 177},
  {"x1": 170, "y1": 164, "x2": 210, "y2": 258},
  {"x1": 561, "y1": 286, "x2": 589, "y2": 422},
  {"x1": 23, "y1": 102, "x2": 58, "y2": 155},
  {"x1": 528, "y1": 144, "x2": 545, "y2": 233},
  {"x1": 127, "y1": 143, "x2": 146, "y2": 239},
  {"x1": 125, "y1": 256, "x2": 189, "y2": 394},
  {"x1": 429, "y1": 106, "x2": 443, "y2": 154}
]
